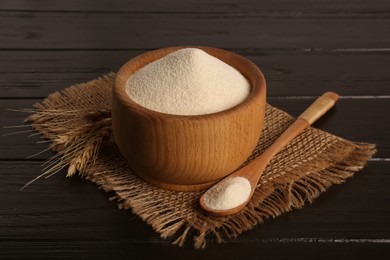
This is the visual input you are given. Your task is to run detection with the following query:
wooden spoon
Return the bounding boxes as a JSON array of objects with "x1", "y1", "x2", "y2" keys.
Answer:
[{"x1": 199, "y1": 92, "x2": 340, "y2": 216}]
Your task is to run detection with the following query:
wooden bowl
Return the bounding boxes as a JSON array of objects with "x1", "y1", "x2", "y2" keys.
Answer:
[{"x1": 112, "y1": 46, "x2": 266, "y2": 191}]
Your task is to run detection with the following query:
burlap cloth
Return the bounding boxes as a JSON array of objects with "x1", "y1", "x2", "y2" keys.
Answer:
[{"x1": 26, "y1": 73, "x2": 375, "y2": 249}]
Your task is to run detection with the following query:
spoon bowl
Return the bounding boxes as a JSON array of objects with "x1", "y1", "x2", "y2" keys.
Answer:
[{"x1": 200, "y1": 92, "x2": 340, "y2": 216}]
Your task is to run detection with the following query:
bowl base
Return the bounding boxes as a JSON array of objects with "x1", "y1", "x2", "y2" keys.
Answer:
[{"x1": 134, "y1": 173, "x2": 218, "y2": 192}]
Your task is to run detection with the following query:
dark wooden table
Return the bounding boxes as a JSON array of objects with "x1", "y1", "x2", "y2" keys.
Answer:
[{"x1": 1, "y1": 0, "x2": 389, "y2": 259}]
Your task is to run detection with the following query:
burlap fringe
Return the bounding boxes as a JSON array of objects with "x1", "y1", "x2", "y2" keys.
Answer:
[
  {"x1": 83, "y1": 141, "x2": 375, "y2": 249},
  {"x1": 24, "y1": 73, "x2": 376, "y2": 249}
]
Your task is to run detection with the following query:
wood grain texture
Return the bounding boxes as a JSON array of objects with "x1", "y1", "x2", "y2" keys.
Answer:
[
  {"x1": 1, "y1": 161, "x2": 389, "y2": 259},
  {"x1": 112, "y1": 46, "x2": 266, "y2": 190},
  {"x1": 298, "y1": 92, "x2": 339, "y2": 124},
  {"x1": 0, "y1": 0, "x2": 389, "y2": 258},
  {"x1": 0, "y1": 12, "x2": 389, "y2": 50},
  {"x1": 0, "y1": 0, "x2": 389, "y2": 13},
  {"x1": 200, "y1": 119, "x2": 309, "y2": 216},
  {"x1": 0, "y1": 50, "x2": 388, "y2": 98},
  {"x1": 2, "y1": 161, "x2": 389, "y2": 240},
  {"x1": 269, "y1": 98, "x2": 390, "y2": 158},
  {"x1": 1, "y1": 241, "x2": 390, "y2": 260},
  {"x1": 2, "y1": 99, "x2": 388, "y2": 160},
  {"x1": 1, "y1": 50, "x2": 389, "y2": 99},
  {"x1": 201, "y1": 92, "x2": 339, "y2": 216}
]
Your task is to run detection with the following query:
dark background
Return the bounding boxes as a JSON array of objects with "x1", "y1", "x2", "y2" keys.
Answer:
[{"x1": 1, "y1": 0, "x2": 389, "y2": 259}]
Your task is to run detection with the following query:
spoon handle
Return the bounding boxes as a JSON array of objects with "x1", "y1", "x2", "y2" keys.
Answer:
[
  {"x1": 199, "y1": 92, "x2": 340, "y2": 216},
  {"x1": 255, "y1": 92, "x2": 340, "y2": 165},
  {"x1": 298, "y1": 92, "x2": 339, "y2": 124}
]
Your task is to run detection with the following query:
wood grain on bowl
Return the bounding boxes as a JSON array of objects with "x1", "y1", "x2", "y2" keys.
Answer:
[{"x1": 112, "y1": 46, "x2": 266, "y2": 191}]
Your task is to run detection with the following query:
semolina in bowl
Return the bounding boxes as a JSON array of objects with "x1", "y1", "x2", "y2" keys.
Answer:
[{"x1": 112, "y1": 46, "x2": 266, "y2": 191}]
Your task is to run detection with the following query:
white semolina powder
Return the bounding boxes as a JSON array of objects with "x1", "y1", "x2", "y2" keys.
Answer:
[
  {"x1": 125, "y1": 48, "x2": 251, "y2": 116},
  {"x1": 203, "y1": 176, "x2": 252, "y2": 211}
]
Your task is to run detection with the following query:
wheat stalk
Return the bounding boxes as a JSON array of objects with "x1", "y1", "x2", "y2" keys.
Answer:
[{"x1": 21, "y1": 109, "x2": 112, "y2": 190}]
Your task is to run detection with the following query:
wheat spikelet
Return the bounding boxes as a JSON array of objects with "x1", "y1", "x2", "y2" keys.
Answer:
[{"x1": 22, "y1": 108, "x2": 112, "y2": 189}]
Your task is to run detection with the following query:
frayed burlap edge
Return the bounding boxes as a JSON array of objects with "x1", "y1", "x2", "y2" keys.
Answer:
[{"x1": 25, "y1": 73, "x2": 376, "y2": 249}]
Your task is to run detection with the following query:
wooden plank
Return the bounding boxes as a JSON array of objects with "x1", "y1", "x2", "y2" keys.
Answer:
[
  {"x1": 270, "y1": 98, "x2": 389, "y2": 158},
  {"x1": 1, "y1": 98, "x2": 388, "y2": 159},
  {"x1": 0, "y1": 241, "x2": 389, "y2": 260},
  {"x1": 1, "y1": 240, "x2": 388, "y2": 260},
  {"x1": 4, "y1": 161, "x2": 388, "y2": 239},
  {"x1": 0, "y1": 0, "x2": 389, "y2": 13},
  {"x1": 1, "y1": 99, "x2": 52, "y2": 160},
  {"x1": 0, "y1": 50, "x2": 389, "y2": 98},
  {"x1": 1, "y1": 161, "x2": 389, "y2": 258},
  {"x1": 1, "y1": 0, "x2": 387, "y2": 259},
  {"x1": 0, "y1": 12, "x2": 389, "y2": 50}
]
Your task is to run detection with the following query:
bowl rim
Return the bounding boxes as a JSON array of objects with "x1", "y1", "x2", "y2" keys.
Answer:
[{"x1": 113, "y1": 46, "x2": 266, "y2": 120}]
